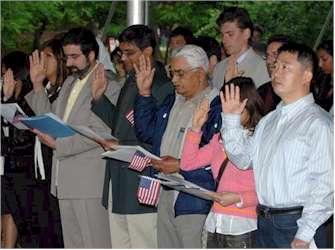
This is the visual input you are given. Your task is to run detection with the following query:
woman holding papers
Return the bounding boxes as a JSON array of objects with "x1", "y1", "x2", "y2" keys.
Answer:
[{"x1": 180, "y1": 77, "x2": 266, "y2": 248}]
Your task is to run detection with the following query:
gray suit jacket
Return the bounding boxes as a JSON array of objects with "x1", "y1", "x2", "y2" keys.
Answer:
[
  {"x1": 212, "y1": 48, "x2": 270, "y2": 90},
  {"x1": 25, "y1": 70, "x2": 120, "y2": 199}
]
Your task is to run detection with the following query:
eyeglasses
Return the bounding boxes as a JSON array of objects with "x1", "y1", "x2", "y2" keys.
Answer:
[
  {"x1": 169, "y1": 67, "x2": 199, "y2": 78},
  {"x1": 120, "y1": 49, "x2": 140, "y2": 58}
]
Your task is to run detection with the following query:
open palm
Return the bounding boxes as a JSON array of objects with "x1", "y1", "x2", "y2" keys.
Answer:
[
  {"x1": 29, "y1": 50, "x2": 46, "y2": 91},
  {"x1": 134, "y1": 54, "x2": 155, "y2": 96},
  {"x1": 3, "y1": 69, "x2": 16, "y2": 99},
  {"x1": 220, "y1": 84, "x2": 247, "y2": 114},
  {"x1": 192, "y1": 97, "x2": 210, "y2": 132}
]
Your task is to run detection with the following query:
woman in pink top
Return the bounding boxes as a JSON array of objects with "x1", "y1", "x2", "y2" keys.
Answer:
[{"x1": 181, "y1": 77, "x2": 266, "y2": 248}]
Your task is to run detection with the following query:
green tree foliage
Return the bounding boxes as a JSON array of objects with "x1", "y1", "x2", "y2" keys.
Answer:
[{"x1": 1, "y1": 1, "x2": 333, "y2": 54}]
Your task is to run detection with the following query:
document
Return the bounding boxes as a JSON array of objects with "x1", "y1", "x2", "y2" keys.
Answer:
[
  {"x1": 156, "y1": 173, "x2": 217, "y2": 201},
  {"x1": 1, "y1": 103, "x2": 29, "y2": 129},
  {"x1": 102, "y1": 145, "x2": 161, "y2": 162},
  {"x1": 19, "y1": 113, "x2": 76, "y2": 138},
  {"x1": 70, "y1": 125, "x2": 118, "y2": 144}
]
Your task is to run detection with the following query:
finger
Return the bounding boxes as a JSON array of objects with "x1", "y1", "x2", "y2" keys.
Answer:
[
  {"x1": 139, "y1": 54, "x2": 145, "y2": 72},
  {"x1": 229, "y1": 84, "x2": 235, "y2": 101},
  {"x1": 146, "y1": 55, "x2": 151, "y2": 73},
  {"x1": 29, "y1": 55, "x2": 33, "y2": 68},
  {"x1": 33, "y1": 50, "x2": 39, "y2": 65},
  {"x1": 234, "y1": 85, "x2": 240, "y2": 101},
  {"x1": 148, "y1": 68, "x2": 155, "y2": 83},
  {"x1": 40, "y1": 51, "x2": 45, "y2": 67}
]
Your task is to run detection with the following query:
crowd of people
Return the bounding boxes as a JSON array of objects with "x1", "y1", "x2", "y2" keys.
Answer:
[{"x1": 1, "y1": 6, "x2": 333, "y2": 249}]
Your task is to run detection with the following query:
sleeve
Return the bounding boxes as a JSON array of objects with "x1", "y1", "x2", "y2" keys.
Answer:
[
  {"x1": 25, "y1": 89, "x2": 53, "y2": 115},
  {"x1": 221, "y1": 112, "x2": 255, "y2": 170},
  {"x1": 91, "y1": 94, "x2": 116, "y2": 129},
  {"x1": 55, "y1": 111, "x2": 110, "y2": 158},
  {"x1": 180, "y1": 129, "x2": 222, "y2": 172},
  {"x1": 295, "y1": 119, "x2": 334, "y2": 243},
  {"x1": 134, "y1": 94, "x2": 158, "y2": 144}
]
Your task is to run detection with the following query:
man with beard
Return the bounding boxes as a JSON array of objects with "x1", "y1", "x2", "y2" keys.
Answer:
[
  {"x1": 25, "y1": 27, "x2": 121, "y2": 248},
  {"x1": 212, "y1": 7, "x2": 270, "y2": 90}
]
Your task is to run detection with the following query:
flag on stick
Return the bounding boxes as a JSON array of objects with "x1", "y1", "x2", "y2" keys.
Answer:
[
  {"x1": 128, "y1": 150, "x2": 151, "y2": 172},
  {"x1": 125, "y1": 109, "x2": 134, "y2": 126},
  {"x1": 137, "y1": 176, "x2": 161, "y2": 206}
]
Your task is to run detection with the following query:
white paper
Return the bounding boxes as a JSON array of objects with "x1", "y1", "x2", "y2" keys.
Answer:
[
  {"x1": 70, "y1": 125, "x2": 118, "y2": 143},
  {"x1": 156, "y1": 173, "x2": 216, "y2": 200},
  {"x1": 102, "y1": 145, "x2": 161, "y2": 162},
  {"x1": 1, "y1": 103, "x2": 29, "y2": 129}
]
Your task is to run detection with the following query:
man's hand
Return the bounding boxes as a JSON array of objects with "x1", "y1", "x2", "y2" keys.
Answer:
[
  {"x1": 224, "y1": 55, "x2": 244, "y2": 83},
  {"x1": 98, "y1": 138, "x2": 119, "y2": 151},
  {"x1": 220, "y1": 84, "x2": 248, "y2": 114},
  {"x1": 29, "y1": 50, "x2": 46, "y2": 92},
  {"x1": 211, "y1": 191, "x2": 241, "y2": 206},
  {"x1": 192, "y1": 97, "x2": 209, "y2": 132},
  {"x1": 91, "y1": 63, "x2": 108, "y2": 102},
  {"x1": 32, "y1": 129, "x2": 56, "y2": 149},
  {"x1": 291, "y1": 238, "x2": 309, "y2": 248},
  {"x1": 134, "y1": 54, "x2": 155, "y2": 97},
  {"x1": 151, "y1": 156, "x2": 180, "y2": 174},
  {"x1": 3, "y1": 69, "x2": 16, "y2": 99}
]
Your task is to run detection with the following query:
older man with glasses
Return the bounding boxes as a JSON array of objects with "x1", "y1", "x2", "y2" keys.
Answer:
[{"x1": 134, "y1": 45, "x2": 221, "y2": 248}]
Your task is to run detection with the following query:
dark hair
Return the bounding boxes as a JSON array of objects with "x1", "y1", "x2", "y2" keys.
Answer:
[
  {"x1": 216, "y1": 7, "x2": 253, "y2": 37},
  {"x1": 2, "y1": 51, "x2": 32, "y2": 97},
  {"x1": 170, "y1": 26, "x2": 194, "y2": 44},
  {"x1": 41, "y1": 35, "x2": 68, "y2": 88},
  {"x1": 222, "y1": 76, "x2": 266, "y2": 133},
  {"x1": 62, "y1": 27, "x2": 99, "y2": 59},
  {"x1": 266, "y1": 34, "x2": 291, "y2": 47},
  {"x1": 119, "y1": 25, "x2": 156, "y2": 51},
  {"x1": 253, "y1": 24, "x2": 264, "y2": 35},
  {"x1": 194, "y1": 36, "x2": 221, "y2": 61},
  {"x1": 110, "y1": 47, "x2": 122, "y2": 62},
  {"x1": 278, "y1": 42, "x2": 318, "y2": 77},
  {"x1": 317, "y1": 40, "x2": 333, "y2": 57}
]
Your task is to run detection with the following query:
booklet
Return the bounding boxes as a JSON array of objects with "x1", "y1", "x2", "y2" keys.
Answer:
[
  {"x1": 156, "y1": 173, "x2": 217, "y2": 201},
  {"x1": 18, "y1": 113, "x2": 76, "y2": 138},
  {"x1": 102, "y1": 145, "x2": 162, "y2": 162},
  {"x1": 69, "y1": 125, "x2": 118, "y2": 144},
  {"x1": 1, "y1": 103, "x2": 29, "y2": 129}
]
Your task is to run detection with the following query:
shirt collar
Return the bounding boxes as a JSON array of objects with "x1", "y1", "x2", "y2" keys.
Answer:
[
  {"x1": 276, "y1": 93, "x2": 315, "y2": 118},
  {"x1": 236, "y1": 47, "x2": 251, "y2": 65}
]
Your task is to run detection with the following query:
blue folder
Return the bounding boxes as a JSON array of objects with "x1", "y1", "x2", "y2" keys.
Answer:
[{"x1": 19, "y1": 113, "x2": 76, "y2": 138}]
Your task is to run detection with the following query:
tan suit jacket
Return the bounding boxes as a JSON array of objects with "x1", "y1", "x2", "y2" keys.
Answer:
[{"x1": 25, "y1": 72, "x2": 120, "y2": 199}]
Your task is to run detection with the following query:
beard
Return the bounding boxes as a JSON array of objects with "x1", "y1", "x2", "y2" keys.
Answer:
[{"x1": 69, "y1": 62, "x2": 92, "y2": 79}]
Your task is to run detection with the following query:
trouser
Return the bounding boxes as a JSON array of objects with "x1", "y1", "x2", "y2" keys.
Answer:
[
  {"x1": 157, "y1": 189, "x2": 207, "y2": 248},
  {"x1": 207, "y1": 231, "x2": 255, "y2": 248},
  {"x1": 256, "y1": 205, "x2": 327, "y2": 248},
  {"x1": 58, "y1": 198, "x2": 111, "y2": 248},
  {"x1": 107, "y1": 181, "x2": 157, "y2": 248}
]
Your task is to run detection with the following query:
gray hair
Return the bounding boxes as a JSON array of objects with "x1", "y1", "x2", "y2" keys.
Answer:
[{"x1": 172, "y1": 44, "x2": 209, "y2": 73}]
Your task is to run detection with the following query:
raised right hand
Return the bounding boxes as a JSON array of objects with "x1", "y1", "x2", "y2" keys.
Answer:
[
  {"x1": 192, "y1": 97, "x2": 210, "y2": 132},
  {"x1": 134, "y1": 54, "x2": 155, "y2": 96},
  {"x1": 29, "y1": 50, "x2": 46, "y2": 92},
  {"x1": 220, "y1": 84, "x2": 247, "y2": 114},
  {"x1": 3, "y1": 68, "x2": 16, "y2": 99},
  {"x1": 91, "y1": 63, "x2": 107, "y2": 101}
]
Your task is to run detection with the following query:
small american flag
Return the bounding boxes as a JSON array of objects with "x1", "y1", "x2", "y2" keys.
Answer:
[
  {"x1": 128, "y1": 151, "x2": 151, "y2": 172},
  {"x1": 137, "y1": 176, "x2": 161, "y2": 206},
  {"x1": 126, "y1": 109, "x2": 134, "y2": 126}
]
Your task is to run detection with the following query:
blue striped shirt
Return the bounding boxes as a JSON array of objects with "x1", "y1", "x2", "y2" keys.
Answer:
[{"x1": 221, "y1": 93, "x2": 333, "y2": 243}]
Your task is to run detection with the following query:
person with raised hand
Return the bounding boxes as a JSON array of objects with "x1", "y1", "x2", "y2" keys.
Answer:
[
  {"x1": 220, "y1": 42, "x2": 333, "y2": 248},
  {"x1": 181, "y1": 77, "x2": 264, "y2": 248}
]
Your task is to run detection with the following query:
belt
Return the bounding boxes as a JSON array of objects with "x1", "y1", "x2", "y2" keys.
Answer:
[{"x1": 257, "y1": 204, "x2": 303, "y2": 219}]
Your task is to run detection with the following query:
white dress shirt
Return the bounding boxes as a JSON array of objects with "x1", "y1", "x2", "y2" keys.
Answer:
[{"x1": 221, "y1": 93, "x2": 333, "y2": 243}]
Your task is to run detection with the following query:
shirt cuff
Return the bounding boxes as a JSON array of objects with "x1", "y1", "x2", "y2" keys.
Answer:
[
  {"x1": 295, "y1": 224, "x2": 316, "y2": 243},
  {"x1": 221, "y1": 112, "x2": 241, "y2": 129}
]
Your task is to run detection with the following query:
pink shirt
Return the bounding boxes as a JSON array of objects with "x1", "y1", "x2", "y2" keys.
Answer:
[{"x1": 180, "y1": 129, "x2": 258, "y2": 218}]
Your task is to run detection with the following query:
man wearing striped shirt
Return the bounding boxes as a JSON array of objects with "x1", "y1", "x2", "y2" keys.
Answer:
[{"x1": 220, "y1": 42, "x2": 333, "y2": 248}]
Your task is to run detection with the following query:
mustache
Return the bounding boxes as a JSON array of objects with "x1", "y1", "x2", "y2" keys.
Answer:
[{"x1": 68, "y1": 63, "x2": 91, "y2": 78}]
